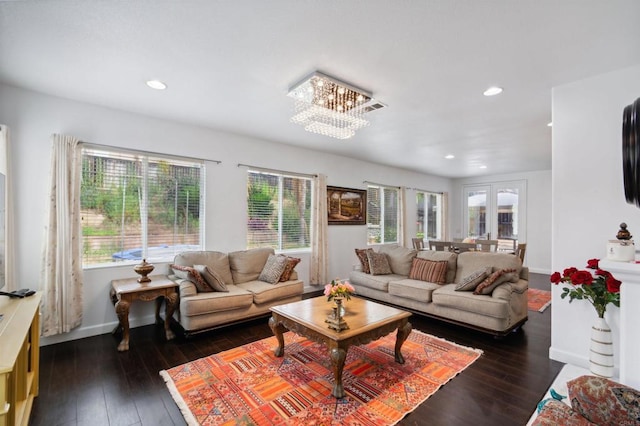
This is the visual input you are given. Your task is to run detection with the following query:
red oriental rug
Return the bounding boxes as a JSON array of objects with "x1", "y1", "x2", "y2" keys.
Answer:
[
  {"x1": 528, "y1": 288, "x2": 552, "y2": 313},
  {"x1": 160, "y1": 330, "x2": 482, "y2": 425}
]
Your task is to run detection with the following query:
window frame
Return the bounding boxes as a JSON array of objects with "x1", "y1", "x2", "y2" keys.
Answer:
[
  {"x1": 366, "y1": 183, "x2": 400, "y2": 245},
  {"x1": 246, "y1": 169, "x2": 313, "y2": 252},
  {"x1": 416, "y1": 190, "x2": 445, "y2": 241},
  {"x1": 80, "y1": 146, "x2": 206, "y2": 268}
]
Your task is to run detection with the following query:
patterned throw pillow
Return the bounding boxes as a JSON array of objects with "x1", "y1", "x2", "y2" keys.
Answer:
[
  {"x1": 193, "y1": 264, "x2": 229, "y2": 292},
  {"x1": 408, "y1": 258, "x2": 448, "y2": 284},
  {"x1": 355, "y1": 248, "x2": 374, "y2": 274},
  {"x1": 473, "y1": 268, "x2": 517, "y2": 295},
  {"x1": 279, "y1": 256, "x2": 301, "y2": 282},
  {"x1": 568, "y1": 375, "x2": 640, "y2": 425},
  {"x1": 366, "y1": 251, "x2": 393, "y2": 275},
  {"x1": 258, "y1": 254, "x2": 288, "y2": 284},
  {"x1": 455, "y1": 267, "x2": 492, "y2": 291},
  {"x1": 170, "y1": 264, "x2": 213, "y2": 293}
]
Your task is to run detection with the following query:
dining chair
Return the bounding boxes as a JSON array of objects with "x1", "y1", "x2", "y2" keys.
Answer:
[
  {"x1": 515, "y1": 243, "x2": 527, "y2": 263},
  {"x1": 453, "y1": 242, "x2": 477, "y2": 252},
  {"x1": 429, "y1": 240, "x2": 452, "y2": 251},
  {"x1": 412, "y1": 238, "x2": 425, "y2": 250},
  {"x1": 477, "y1": 239, "x2": 499, "y2": 252}
]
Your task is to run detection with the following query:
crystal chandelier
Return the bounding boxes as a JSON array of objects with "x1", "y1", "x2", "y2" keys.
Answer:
[{"x1": 287, "y1": 71, "x2": 380, "y2": 140}]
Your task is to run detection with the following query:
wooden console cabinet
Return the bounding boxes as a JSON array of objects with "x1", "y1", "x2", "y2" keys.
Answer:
[{"x1": 0, "y1": 292, "x2": 41, "y2": 426}]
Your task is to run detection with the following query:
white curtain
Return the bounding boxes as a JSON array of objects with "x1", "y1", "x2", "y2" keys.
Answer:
[
  {"x1": 41, "y1": 134, "x2": 83, "y2": 337},
  {"x1": 398, "y1": 186, "x2": 406, "y2": 247},
  {"x1": 0, "y1": 125, "x2": 15, "y2": 291},
  {"x1": 310, "y1": 174, "x2": 328, "y2": 286}
]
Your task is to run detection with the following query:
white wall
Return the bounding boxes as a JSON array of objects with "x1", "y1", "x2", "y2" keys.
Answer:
[
  {"x1": 450, "y1": 170, "x2": 552, "y2": 274},
  {"x1": 550, "y1": 64, "x2": 640, "y2": 371},
  {"x1": 0, "y1": 83, "x2": 452, "y2": 345}
]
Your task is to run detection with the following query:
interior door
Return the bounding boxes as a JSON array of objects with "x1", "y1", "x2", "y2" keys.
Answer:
[{"x1": 463, "y1": 185, "x2": 491, "y2": 239}]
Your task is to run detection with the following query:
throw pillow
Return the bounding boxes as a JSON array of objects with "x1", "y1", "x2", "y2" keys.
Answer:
[
  {"x1": 258, "y1": 254, "x2": 288, "y2": 284},
  {"x1": 355, "y1": 248, "x2": 374, "y2": 274},
  {"x1": 170, "y1": 264, "x2": 213, "y2": 293},
  {"x1": 279, "y1": 256, "x2": 301, "y2": 282},
  {"x1": 193, "y1": 264, "x2": 229, "y2": 292},
  {"x1": 474, "y1": 268, "x2": 518, "y2": 295},
  {"x1": 408, "y1": 258, "x2": 448, "y2": 284},
  {"x1": 455, "y1": 267, "x2": 492, "y2": 291},
  {"x1": 367, "y1": 251, "x2": 393, "y2": 275}
]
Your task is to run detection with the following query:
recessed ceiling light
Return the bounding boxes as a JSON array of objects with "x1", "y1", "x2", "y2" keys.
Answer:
[
  {"x1": 146, "y1": 80, "x2": 167, "y2": 90},
  {"x1": 444, "y1": 154, "x2": 455, "y2": 159},
  {"x1": 479, "y1": 165, "x2": 487, "y2": 169},
  {"x1": 483, "y1": 86, "x2": 503, "y2": 97},
  {"x1": 547, "y1": 121, "x2": 553, "y2": 127}
]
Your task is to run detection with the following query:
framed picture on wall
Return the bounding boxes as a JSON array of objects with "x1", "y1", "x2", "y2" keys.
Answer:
[{"x1": 327, "y1": 186, "x2": 367, "y2": 225}]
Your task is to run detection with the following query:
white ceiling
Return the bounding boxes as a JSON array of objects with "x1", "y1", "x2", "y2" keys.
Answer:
[{"x1": 1, "y1": 1, "x2": 640, "y2": 178}]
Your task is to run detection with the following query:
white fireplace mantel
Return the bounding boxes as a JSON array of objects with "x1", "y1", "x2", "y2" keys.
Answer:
[{"x1": 599, "y1": 259, "x2": 640, "y2": 389}]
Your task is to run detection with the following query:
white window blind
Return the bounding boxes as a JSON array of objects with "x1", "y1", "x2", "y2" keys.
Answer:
[
  {"x1": 80, "y1": 148, "x2": 204, "y2": 266},
  {"x1": 247, "y1": 170, "x2": 312, "y2": 250},
  {"x1": 367, "y1": 184, "x2": 399, "y2": 244},
  {"x1": 416, "y1": 191, "x2": 444, "y2": 240}
]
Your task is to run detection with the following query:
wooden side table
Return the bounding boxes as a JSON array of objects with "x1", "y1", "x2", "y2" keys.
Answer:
[{"x1": 110, "y1": 275, "x2": 178, "y2": 352}]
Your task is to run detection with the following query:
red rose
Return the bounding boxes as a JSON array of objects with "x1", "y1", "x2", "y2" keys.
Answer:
[
  {"x1": 563, "y1": 267, "x2": 578, "y2": 277},
  {"x1": 570, "y1": 270, "x2": 593, "y2": 286},
  {"x1": 596, "y1": 269, "x2": 611, "y2": 278},
  {"x1": 606, "y1": 276, "x2": 621, "y2": 293},
  {"x1": 587, "y1": 258, "x2": 600, "y2": 269},
  {"x1": 550, "y1": 272, "x2": 562, "y2": 284}
]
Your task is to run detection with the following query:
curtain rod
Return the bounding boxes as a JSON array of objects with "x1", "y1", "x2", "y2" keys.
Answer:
[
  {"x1": 81, "y1": 141, "x2": 222, "y2": 165},
  {"x1": 363, "y1": 180, "x2": 401, "y2": 189},
  {"x1": 410, "y1": 187, "x2": 444, "y2": 194},
  {"x1": 237, "y1": 163, "x2": 316, "y2": 178}
]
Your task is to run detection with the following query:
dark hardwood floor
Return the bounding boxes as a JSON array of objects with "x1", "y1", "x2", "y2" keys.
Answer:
[{"x1": 30, "y1": 273, "x2": 562, "y2": 426}]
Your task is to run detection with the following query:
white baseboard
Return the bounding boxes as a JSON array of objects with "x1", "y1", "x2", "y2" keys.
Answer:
[
  {"x1": 528, "y1": 267, "x2": 551, "y2": 275},
  {"x1": 40, "y1": 314, "x2": 157, "y2": 347}
]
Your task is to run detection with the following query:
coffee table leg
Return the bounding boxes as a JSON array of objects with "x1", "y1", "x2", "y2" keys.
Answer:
[
  {"x1": 269, "y1": 316, "x2": 286, "y2": 357},
  {"x1": 395, "y1": 321, "x2": 412, "y2": 364},
  {"x1": 330, "y1": 347, "x2": 347, "y2": 398}
]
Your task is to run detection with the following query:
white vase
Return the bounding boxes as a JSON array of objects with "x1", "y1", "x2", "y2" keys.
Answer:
[{"x1": 590, "y1": 316, "x2": 614, "y2": 378}]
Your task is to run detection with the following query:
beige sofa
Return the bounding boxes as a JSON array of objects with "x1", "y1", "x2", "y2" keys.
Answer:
[
  {"x1": 349, "y1": 245, "x2": 528, "y2": 336},
  {"x1": 170, "y1": 248, "x2": 303, "y2": 335}
]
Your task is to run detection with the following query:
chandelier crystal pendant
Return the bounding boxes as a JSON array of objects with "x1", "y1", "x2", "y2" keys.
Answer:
[{"x1": 287, "y1": 71, "x2": 382, "y2": 140}]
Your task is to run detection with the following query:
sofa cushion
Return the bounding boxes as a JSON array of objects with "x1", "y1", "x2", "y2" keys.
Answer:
[
  {"x1": 180, "y1": 284, "x2": 254, "y2": 316},
  {"x1": 417, "y1": 250, "x2": 457, "y2": 283},
  {"x1": 193, "y1": 264, "x2": 228, "y2": 292},
  {"x1": 173, "y1": 250, "x2": 234, "y2": 285},
  {"x1": 258, "y1": 254, "x2": 288, "y2": 284},
  {"x1": 349, "y1": 270, "x2": 405, "y2": 292},
  {"x1": 237, "y1": 279, "x2": 304, "y2": 305},
  {"x1": 367, "y1": 251, "x2": 393, "y2": 275},
  {"x1": 454, "y1": 252, "x2": 522, "y2": 284},
  {"x1": 568, "y1": 375, "x2": 640, "y2": 426},
  {"x1": 229, "y1": 247, "x2": 274, "y2": 284},
  {"x1": 474, "y1": 268, "x2": 517, "y2": 295},
  {"x1": 378, "y1": 244, "x2": 418, "y2": 275},
  {"x1": 408, "y1": 258, "x2": 448, "y2": 284},
  {"x1": 355, "y1": 248, "x2": 374, "y2": 274},
  {"x1": 170, "y1": 264, "x2": 213, "y2": 292},
  {"x1": 455, "y1": 267, "x2": 492, "y2": 291},
  {"x1": 389, "y1": 279, "x2": 441, "y2": 303},
  {"x1": 279, "y1": 256, "x2": 301, "y2": 282},
  {"x1": 431, "y1": 285, "x2": 509, "y2": 318}
]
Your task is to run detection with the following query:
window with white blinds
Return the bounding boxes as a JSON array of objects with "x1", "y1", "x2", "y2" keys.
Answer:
[
  {"x1": 366, "y1": 184, "x2": 399, "y2": 244},
  {"x1": 80, "y1": 148, "x2": 204, "y2": 266},
  {"x1": 247, "y1": 170, "x2": 312, "y2": 251},
  {"x1": 416, "y1": 191, "x2": 444, "y2": 240}
]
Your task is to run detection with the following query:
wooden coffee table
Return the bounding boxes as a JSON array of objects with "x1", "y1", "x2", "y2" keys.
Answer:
[{"x1": 269, "y1": 296, "x2": 412, "y2": 398}]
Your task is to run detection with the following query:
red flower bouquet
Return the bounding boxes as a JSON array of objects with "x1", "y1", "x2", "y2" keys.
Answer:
[{"x1": 550, "y1": 258, "x2": 621, "y2": 318}]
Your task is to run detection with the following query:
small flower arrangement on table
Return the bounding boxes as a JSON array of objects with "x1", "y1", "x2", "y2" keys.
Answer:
[
  {"x1": 324, "y1": 279, "x2": 355, "y2": 302},
  {"x1": 550, "y1": 258, "x2": 621, "y2": 318}
]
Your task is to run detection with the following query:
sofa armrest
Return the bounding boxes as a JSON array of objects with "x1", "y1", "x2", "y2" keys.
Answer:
[
  {"x1": 520, "y1": 266, "x2": 529, "y2": 281},
  {"x1": 178, "y1": 279, "x2": 197, "y2": 297},
  {"x1": 491, "y1": 279, "x2": 527, "y2": 300}
]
